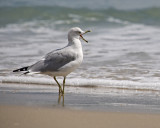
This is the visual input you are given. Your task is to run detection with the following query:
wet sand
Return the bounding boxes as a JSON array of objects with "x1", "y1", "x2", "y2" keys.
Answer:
[
  {"x1": 0, "y1": 105, "x2": 160, "y2": 128},
  {"x1": 1, "y1": 83, "x2": 160, "y2": 113}
]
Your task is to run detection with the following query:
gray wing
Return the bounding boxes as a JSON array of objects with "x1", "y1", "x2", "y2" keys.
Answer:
[{"x1": 29, "y1": 49, "x2": 76, "y2": 73}]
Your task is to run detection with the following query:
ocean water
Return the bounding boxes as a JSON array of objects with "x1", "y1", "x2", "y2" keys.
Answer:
[{"x1": 0, "y1": 1, "x2": 160, "y2": 94}]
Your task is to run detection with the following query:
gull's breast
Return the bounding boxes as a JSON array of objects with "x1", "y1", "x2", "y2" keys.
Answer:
[{"x1": 58, "y1": 49, "x2": 83, "y2": 76}]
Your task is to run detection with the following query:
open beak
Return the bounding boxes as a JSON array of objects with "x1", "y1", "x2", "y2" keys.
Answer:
[{"x1": 80, "y1": 30, "x2": 91, "y2": 43}]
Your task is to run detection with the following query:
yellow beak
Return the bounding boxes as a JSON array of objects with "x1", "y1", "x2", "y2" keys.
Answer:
[{"x1": 80, "y1": 30, "x2": 91, "y2": 43}]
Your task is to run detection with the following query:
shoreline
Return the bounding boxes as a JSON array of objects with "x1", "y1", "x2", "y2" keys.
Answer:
[
  {"x1": 0, "y1": 83, "x2": 160, "y2": 114},
  {"x1": 0, "y1": 105, "x2": 160, "y2": 128},
  {"x1": 0, "y1": 83, "x2": 160, "y2": 128}
]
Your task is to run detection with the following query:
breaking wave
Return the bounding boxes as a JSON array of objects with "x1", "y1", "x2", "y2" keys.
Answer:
[
  {"x1": 1, "y1": 76, "x2": 160, "y2": 91},
  {"x1": 0, "y1": 6, "x2": 160, "y2": 27}
]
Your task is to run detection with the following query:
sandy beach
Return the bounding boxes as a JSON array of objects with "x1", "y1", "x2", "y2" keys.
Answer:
[
  {"x1": 0, "y1": 105, "x2": 160, "y2": 128},
  {"x1": 0, "y1": 83, "x2": 160, "y2": 128}
]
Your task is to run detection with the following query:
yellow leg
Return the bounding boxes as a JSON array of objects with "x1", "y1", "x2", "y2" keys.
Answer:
[
  {"x1": 62, "y1": 76, "x2": 66, "y2": 95},
  {"x1": 53, "y1": 76, "x2": 62, "y2": 94}
]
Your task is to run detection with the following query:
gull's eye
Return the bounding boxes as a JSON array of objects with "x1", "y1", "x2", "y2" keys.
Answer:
[{"x1": 77, "y1": 31, "x2": 81, "y2": 34}]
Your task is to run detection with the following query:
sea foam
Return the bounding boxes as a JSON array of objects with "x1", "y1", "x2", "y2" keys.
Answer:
[{"x1": 1, "y1": 76, "x2": 160, "y2": 91}]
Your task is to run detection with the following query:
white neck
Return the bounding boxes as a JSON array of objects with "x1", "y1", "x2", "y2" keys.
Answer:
[{"x1": 68, "y1": 36, "x2": 82, "y2": 48}]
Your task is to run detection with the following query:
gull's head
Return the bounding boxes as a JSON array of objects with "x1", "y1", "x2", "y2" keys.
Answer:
[{"x1": 68, "y1": 27, "x2": 91, "y2": 43}]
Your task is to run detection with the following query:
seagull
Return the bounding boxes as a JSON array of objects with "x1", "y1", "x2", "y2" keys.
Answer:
[{"x1": 13, "y1": 27, "x2": 90, "y2": 94}]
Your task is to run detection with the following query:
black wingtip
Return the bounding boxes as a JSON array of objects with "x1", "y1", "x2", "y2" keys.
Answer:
[
  {"x1": 13, "y1": 69, "x2": 20, "y2": 72},
  {"x1": 23, "y1": 71, "x2": 29, "y2": 74},
  {"x1": 13, "y1": 66, "x2": 29, "y2": 72}
]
